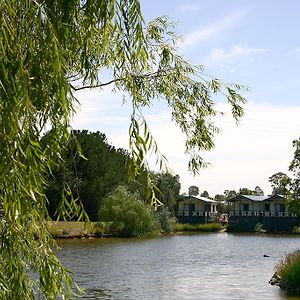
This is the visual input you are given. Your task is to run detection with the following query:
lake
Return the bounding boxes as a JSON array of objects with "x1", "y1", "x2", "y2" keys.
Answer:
[{"x1": 58, "y1": 233, "x2": 300, "y2": 300}]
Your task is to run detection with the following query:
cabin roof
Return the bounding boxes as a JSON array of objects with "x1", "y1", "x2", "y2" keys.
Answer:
[
  {"x1": 179, "y1": 195, "x2": 217, "y2": 204},
  {"x1": 228, "y1": 194, "x2": 285, "y2": 202}
]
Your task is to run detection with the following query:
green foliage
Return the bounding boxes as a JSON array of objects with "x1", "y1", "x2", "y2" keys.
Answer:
[
  {"x1": 286, "y1": 138, "x2": 300, "y2": 216},
  {"x1": 292, "y1": 226, "x2": 300, "y2": 234},
  {"x1": 47, "y1": 221, "x2": 110, "y2": 238},
  {"x1": 155, "y1": 208, "x2": 173, "y2": 233},
  {"x1": 188, "y1": 185, "x2": 199, "y2": 196},
  {"x1": 98, "y1": 186, "x2": 159, "y2": 237},
  {"x1": 152, "y1": 172, "x2": 181, "y2": 215},
  {"x1": 254, "y1": 186, "x2": 264, "y2": 196},
  {"x1": 224, "y1": 190, "x2": 238, "y2": 199},
  {"x1": 0, "y1": 0, "x2": 246, "y2": 297},
  {"x1": 45, "y1": 130, "x2": 148, "y2": 221},
  {"x1": 276, "y1": 251, "x2": 300, "y2": 288},
  {"x1": 254, "y1": 222, "x2": 265, "y2": 233},
  {"x1": 201, "y1": 190, "x2": 210, "y2": 198},
  {"x1": 0, "y1": 0, "x2": 148, "y2": 297},
  {"x1": 173, "y1": 223, "x2": 222, "y2": 232},
  {"x1": 239, "y1": 187, "x2": 256, "y2": 195},
  {"x1": 269, "y1": 172, "x2": 290, "y2": 195}
]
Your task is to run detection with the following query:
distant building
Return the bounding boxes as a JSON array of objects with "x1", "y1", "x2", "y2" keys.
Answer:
[
  {"x1": 176, "y1": 195, "x2": 218, "y2": 224},
  {"x1": 228, "y1": 194, "x2": 300, "y2": 232}
]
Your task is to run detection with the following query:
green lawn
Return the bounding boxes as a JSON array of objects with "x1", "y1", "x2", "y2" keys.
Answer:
[{"x1": 48, "y1": 221, "x2": 110, "y2": 238}]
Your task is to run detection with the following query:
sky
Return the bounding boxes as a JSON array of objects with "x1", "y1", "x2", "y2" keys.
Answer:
[{"x1": 72, "y1": 0, "x2": 300, "y2": 197}]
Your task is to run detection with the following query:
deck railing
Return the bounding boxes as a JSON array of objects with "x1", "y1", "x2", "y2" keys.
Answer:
[
  {"x1": 177, "y1": 210, "x2": 217, "y2": 218},
  {"x1": 229, "y1": 210, "x2": 297, "y2": 218}
]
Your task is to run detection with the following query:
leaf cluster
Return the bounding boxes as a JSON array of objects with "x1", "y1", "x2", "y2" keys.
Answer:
[
  {"x1": 98, "y1": 186, "x2": 159, "y2": 237},
  {"x1": 46, "y1": 130, "x2": 149, "y2": 221},
  {"x1": 0, "y1": 0, "x2": 247, "y2": 298}
]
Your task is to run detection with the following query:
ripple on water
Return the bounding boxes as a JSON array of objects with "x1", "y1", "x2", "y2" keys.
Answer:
[{"x1": 57, "y1": 233, "x2": 300, "y2": 300}]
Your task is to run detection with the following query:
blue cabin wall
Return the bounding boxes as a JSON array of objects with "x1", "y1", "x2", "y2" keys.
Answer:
[
  {"x1": 176, "y1": 216, "x2": 207, "y2": 224},
  {"x1": 228, "y1": 216, "x2": 300, "y2": 232}
]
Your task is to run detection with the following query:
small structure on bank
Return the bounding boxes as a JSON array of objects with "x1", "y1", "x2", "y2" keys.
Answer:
[
  {"x1": 228, "y1": 194, "x2": 300, "y2": 232},
  {"x1": 176, "y1": 195, "x2": 218, "y2": 224}
]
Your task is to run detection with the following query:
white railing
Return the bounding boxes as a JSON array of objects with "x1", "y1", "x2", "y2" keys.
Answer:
[
  {"x1": 177, "y1": 210, "x2": 215, "y2": 217},
  {"x1": 229, "y1": 210, "x2": 297, "y2": 218}
]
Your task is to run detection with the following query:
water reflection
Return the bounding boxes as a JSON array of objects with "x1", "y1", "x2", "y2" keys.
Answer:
[{"x1": 58, "y1": 234, "x2": 300, "y2": 300}]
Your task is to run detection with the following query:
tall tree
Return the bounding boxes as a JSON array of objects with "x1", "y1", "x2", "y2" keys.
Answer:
[
  {"x1": 254, "y1": 186, "x2": 264, "y2": 196},
  {"x1": 286, "y1": 138, "x2": 300, "y2": 215},
  {"x1": 224, "y1": 189, "x2": 238, "y2": 199},
  {"x1": 239, "y1": 187, "x2": 264, "y2": 196},
  {"x1": 0, "y1": 1, "x2": 246, "y2": 298},
  {"x1": 200, "y1": 190, "x2": 210, "y2": 198},
  {"x1": 152, "y1": 172, "x2": 181, "y2": 215},
  {"x1": 46, "y1": 130, "x2": 147, "y2": 221},
  {"x1": 269, "y1": 172, "x2": 290, "y2": 195},
  {"x1": 188, "y1": 185, "x2": 199, "y2": 196},
  {"x1": 239, "y1": 187, "x2": 255, "y2": 195}
]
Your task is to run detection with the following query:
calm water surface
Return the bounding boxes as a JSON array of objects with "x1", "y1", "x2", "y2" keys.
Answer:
[{"x1": 58, "y1": 233, "x2": 300, "y2": 300}]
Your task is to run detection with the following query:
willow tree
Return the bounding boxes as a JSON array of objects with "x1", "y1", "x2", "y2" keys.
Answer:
[{"x1": 0, "y1": 0, "x2": 246, "y2": 298}]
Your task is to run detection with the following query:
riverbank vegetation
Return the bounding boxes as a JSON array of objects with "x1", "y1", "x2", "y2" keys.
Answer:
[
  {"x1": 48, "y1": 221, "x2": 110, "y2": 238},
  {"x1": 173, "y1": 223, "x2": 223, "y2": 233},
  {"x1": 272, "y1": 251, "x2": 300, "y2": 293},
  {"x1": 48, "y1": 220, "x2": 223, "y2": 238},
  {"x1": 99, "y1": 186, "x2": 160, "y2": 237}
]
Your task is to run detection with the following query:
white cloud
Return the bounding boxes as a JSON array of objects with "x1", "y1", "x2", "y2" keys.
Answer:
[
  {"x1": 181, "y1": 11, "x2": 245, "y2": 49},
  {"x1": 72, "y1": 87, "x2": 132, "y2": 134},
  {"x1": 136, "y1": 102, "x2": 300, "y2": 197},
  {"x1": 206, "y1": 46, "x2": 269, "y2": 64},
  {"x1": 73, "y1": 87, "x2": 300, "y2": 198}
]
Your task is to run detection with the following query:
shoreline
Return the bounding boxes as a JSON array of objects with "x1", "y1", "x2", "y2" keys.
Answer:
[
  {"x1": 49, "y1": 221, "x2": 300, "y2": 239},
  {"x1": 269, "y1": 272, "x2": 300, "y2": 295}
]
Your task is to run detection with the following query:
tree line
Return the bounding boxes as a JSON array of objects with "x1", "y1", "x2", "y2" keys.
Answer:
[{"x1": 45, "y1": 130, "x2": 181, "y2": 221}]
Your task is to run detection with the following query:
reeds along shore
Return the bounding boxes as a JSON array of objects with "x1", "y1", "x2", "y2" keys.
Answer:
[{"x1": 269, "y1": 251, "x2": 300, "y2": 294}]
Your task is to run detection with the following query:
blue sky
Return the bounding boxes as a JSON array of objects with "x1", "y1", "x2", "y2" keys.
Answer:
[
  {"x1": 141, "y1": 0, "x2": 300, "y2": 106},
  {"x1": 73, "y1": 1, "x2": 300, "y2": 197}
]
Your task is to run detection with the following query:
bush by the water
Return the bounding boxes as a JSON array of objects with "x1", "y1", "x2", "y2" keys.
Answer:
[
  {"x1": 98, "y1": 186, "x2": 159, "y2": 237},
  {"x1": 275, "y1": 251, "x2": 300, "y2": 290},
  {"x1": 292, "y1": 226, "x2": 300, "y2": 234},
  {"x1": 155, "y1": 208, "x2": 173, "y2": 233},
  {"x1": 173, "y1": 222, "x2": 222, "y2": 232}
]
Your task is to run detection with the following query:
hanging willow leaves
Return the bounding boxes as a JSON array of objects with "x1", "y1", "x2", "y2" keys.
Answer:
[{"x1": 0, "y1": 0, "x2": 246, "y2": 298}]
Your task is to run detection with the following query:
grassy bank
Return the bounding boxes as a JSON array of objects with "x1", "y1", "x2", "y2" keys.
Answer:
[
  {"x1": 173, "y1": 222, "x2": 223, "y2": 233},
  {"x1": 48, "y1": 221, "x2": 111, "y2": 238},
  {"x1": 48, "y1": 221, "x2": 224, "y2": 238},
  {"x1": 274, "y1": 251, "x2": 300, "y2": 293}
]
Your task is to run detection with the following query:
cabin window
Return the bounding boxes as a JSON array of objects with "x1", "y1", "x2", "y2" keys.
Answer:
[
  {"x1": 242, "y1": 203, "x2": 249, "y2": 211},
  {"x1": 183, "y1": 203, "x2": 195, "y2": 211},
  {"x1": 264, "y1": 203, "x2": 270, "y2": 212}
]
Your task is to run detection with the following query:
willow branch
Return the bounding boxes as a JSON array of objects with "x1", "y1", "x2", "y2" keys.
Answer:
[{"x1": 69, "y1": 69, "x2": 171, "y2": 91}]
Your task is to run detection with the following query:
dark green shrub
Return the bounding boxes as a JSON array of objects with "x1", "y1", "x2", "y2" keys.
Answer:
[
  {"x1": 98, "y1": 186, "x2": 159, "y2": 237},
  {"x1": 276, "y1": 251, "x2": 300, "y2": 288},
  {"x1": 155, "y1": 208, "x2": 173, "y2": 233}
]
